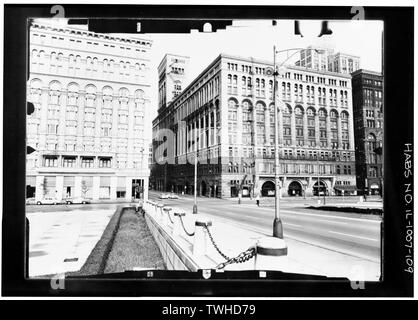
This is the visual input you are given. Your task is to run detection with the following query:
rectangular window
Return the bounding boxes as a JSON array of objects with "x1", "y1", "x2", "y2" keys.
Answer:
[
  {"x1": 44, "y1": 156, "x2": 58, "y2": 167},
  {"x1": 47, "y1": 124, "x2": 58, "y2": 134},
  {"x1": 81, "y1": 157, "x2": 94, "y2": 168},
  {"x1": 63, "y1": 157, "x2": 76, "y2": 168},
  {"x1": 99, "y1": 158, "x2": 111, "y2": 168}
]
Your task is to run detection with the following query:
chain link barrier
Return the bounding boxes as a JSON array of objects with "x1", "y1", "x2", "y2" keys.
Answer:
[
  {"x1": 166, "y1": 210, "x2": 174, "y2": 224},
  {"x1": 204, "y1": 225, "x2": 256, "y2": 269},
  {"x1": 179, "y1": 215, "x2": 195, "y2": 237}
]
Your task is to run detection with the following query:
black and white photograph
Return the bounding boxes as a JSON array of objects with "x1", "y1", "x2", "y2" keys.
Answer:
[
  {"x1": 25, "y1": 17, "x2": 384, "y2": 280},
  {"x1": 1, "y1": 3, "x2": 414, "y2": 300}
]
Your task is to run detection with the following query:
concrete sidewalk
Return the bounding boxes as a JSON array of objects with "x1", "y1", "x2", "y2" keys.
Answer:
[
  {"x1": 27, "y1": 209, "x2": 115, "y2": 277},
  {"x1": 149, "y1": 204, "x2": 380, "y2": 281}
]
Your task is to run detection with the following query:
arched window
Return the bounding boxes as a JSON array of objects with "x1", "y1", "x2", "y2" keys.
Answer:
[
  {"x1": 135, "y1": 89, "x2": 145, "y2": 111},
  {"x1": 234, "y1": 162, "x2": 239, "y2": 173},
  {"x1": 294, "y1": 106, "x2": 303, "y2": 115},
  {"x1": 307, "y1": 108, "x2": 315, "y2": 117},
  {"x1": 341, "y1": 111, "x2": 349, "y2": 119}
]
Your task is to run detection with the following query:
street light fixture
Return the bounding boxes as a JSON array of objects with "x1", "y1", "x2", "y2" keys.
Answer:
[
  {"x1": 272, "y1": 45, "x2": 283, "y2": 239},
  {"x1": 270, "y1": 46, "x2": 323, "y2": 238},
  {"x1": 193, "y1": 133, "x2": 198, "y2": 214}
]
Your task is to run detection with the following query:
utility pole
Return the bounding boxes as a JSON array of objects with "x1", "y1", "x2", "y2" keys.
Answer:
[{"x1": 272, "y1": 45, "x2": 283, "y2": 239}]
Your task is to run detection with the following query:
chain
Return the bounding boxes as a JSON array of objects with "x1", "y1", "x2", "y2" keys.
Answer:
[
  {"x1": 166, "y1": 211, "x2": 174, "y2": 224},
  {"x1": 204, "y1": 224, "x2": 230, "y2": 260},
  {"x1": 179, "y1": 215, "x2": 195, "y2": 236},
  {"x1": 204, "y1": 225, "x2": 256, "y2": 269},
  {"x1": 215, "y1": 247, "x2": 256, "y2": 270}
]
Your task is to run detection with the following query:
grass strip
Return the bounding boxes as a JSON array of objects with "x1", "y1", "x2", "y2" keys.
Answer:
[
  {"x1": 104, "y1": 208, "x2": 166, "y2": 273},
  {"x1": 68, "y1": 206, "x2": 125, "y2": 276},
  {"x1": 307, "y1": 205, "x2": 383, "y2": 215}
]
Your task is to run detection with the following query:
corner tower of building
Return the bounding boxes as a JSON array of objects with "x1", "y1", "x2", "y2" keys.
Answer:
[{"x1": 158, "y1": 54, "x2": 190, "y2": 110}]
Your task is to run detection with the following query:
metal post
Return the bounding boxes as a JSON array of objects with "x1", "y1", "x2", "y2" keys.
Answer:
[
  {"x1": 317, "y1": 155, "x2": 321, "y2": 203},
  {"x1": 273, "y1": 46, "x2": 283, "y2": 239},
  {"x1": 193, "y1": 145, "x2": 198, "y2": 214}
]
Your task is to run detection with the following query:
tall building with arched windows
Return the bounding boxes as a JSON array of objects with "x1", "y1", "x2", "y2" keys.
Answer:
[
  {"x1": 26, "y1": 20, "x2": 152, "y2": 202},
  {"x1": 151, "y1": 53, "x2": 358, "y2": 198}
]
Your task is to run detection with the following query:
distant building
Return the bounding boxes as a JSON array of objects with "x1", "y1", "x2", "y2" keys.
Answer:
[
  {"x1": 351, "y1": 69, "x2": 383, "y2": 196},
  {"x1": 151, "y1": 53, "x2": 358, "y2": 198},
  {"x1": 328, "y1": 52, "x2": 360, "y2": 74},
  {"x1": 296, "y1": 46, "x2": 332, "y2": 71},
  {"x1": 26, "y1": 20, "x2": 152, "y2": 202},
  {"x1": 296, "y1": 46, "x2": 360, "y2": 75}
]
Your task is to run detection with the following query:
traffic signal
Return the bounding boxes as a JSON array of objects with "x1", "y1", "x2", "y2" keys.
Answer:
[
  {"x1": 27, "y1": 146, "x2": 36, "y2": 154},
  {"x1": 27, "y1": 102, "x2": 36, "y2": 155},
  {"x1": 27, "y1": 102, "x2": 34, "y2": 115}
]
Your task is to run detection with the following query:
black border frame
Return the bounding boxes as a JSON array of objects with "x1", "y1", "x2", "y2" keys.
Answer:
[{"x1": 2, "y1": 4, "x2": 414, "y2": 297}]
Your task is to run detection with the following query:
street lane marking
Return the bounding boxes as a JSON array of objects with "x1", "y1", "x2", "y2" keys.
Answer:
[
  {"x1": 279, "y1": 209, "x2": 381, "y2": 224},
  {"x1": 328, "y1": 231, "x2": 379, "y2": 242},
  {"x1": 284, "y1": 222, "x2": 303, "y2": 228}
]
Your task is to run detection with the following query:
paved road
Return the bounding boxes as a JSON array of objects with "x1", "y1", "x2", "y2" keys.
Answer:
[{"x1": 149, "y1": 191, "x2": 382, "y2": 263}]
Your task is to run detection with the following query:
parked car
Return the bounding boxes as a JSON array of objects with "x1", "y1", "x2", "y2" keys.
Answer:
[
  {"x1": 160, "y1": 194, "x2": 170, "y2": 199},
  {"x1": 36, "y1": 197, "x2": 64, "y2": 205},
  {"x1": 65, "y1": 197, "x2": 92, "y2": 204},
  {"x1": 168, "y1": 193, "x2": 179, "y2": 199},
  {"x1": 25, "y1": 197, "x2": 36, "y2": 205}
]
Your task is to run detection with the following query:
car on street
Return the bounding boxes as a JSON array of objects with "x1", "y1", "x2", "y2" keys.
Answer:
[
  {"x1": 25, "y1": 197, "x2": 37, "y2": 205},
  {"x1": 36, "y1": 197, "x2": 64, "y2": 205},
  {"x1": 65, "y1": 197, "x2": 92, "y2": 204},
  {"x1": 160, "y1": 193, "x2": 180, "y2": 199}
]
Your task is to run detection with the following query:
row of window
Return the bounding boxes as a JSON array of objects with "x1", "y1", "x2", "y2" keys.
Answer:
[
  {"x1": 44, "y1": 156, "x2": 112, "y2": 168},
  {"x1": 29, "y1": 79, "x2": 146, "y2": 100},
  {"x1": 39, "y1": 123, "x2": 144, "y2": 137},
  {"x1": 31, "y1": 50, "x2": 148, "y2": 80},
  {"x1": 227, "y1": 162, "x2": 353, "y2": 175},
  {"x1": 31, "y1": 27, "x2": 150, "y2": 50},
  {"x1": 226, "y1": 61, "x2": 349, "y2": 87},
  {"x1": 228, "y1": 146, "x2": 354, "y2": 159}
]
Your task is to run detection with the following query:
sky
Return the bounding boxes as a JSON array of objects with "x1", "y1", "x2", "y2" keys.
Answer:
[{"x1": 143, "y1": 19, "x2": 383, "y2": 120}]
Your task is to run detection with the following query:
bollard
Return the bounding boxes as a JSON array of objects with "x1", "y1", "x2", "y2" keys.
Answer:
[
  {"x1": 359, "y1": 196, "x2": 364, "y2": 203},
  {"x1": 172, "y1": 210, "x2": 186, "y2": 236},
  {"x1": 193, "y1": 218, "x2": 213, "y2": 257},
  {"x1": 157, "y1": 203, "x2": 164, "y2": 222},
  {"x1": 162, "y1": 206, "x2": 172, "y2": 225},
  {"x1": 254, "y1": 237, "x2": 288, "y2": 271}
]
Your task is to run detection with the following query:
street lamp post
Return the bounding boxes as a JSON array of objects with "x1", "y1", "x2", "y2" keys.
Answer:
[
  {"x1": 268, "y1": 47, "x2": 324, "y2": 238},
  {"x1": 272, "y1": 45, "x2": 284, "y2": 239},
  {"x1": 193, "y1": 147, "x2": 198, "y2": 214}
]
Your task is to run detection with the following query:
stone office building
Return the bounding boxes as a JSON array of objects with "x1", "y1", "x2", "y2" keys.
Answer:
[
  {"x1": 151, "y1": 53, "x2": 358, "y2": 198},
  {"x1": 351, "y1": 69, "x2": 384, "y2": 196},
  {"x1": 26, "y1": 20, "x2": 152, "y2": 202}
]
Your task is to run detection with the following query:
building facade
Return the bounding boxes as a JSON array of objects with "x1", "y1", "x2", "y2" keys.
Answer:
[
  {"x1": 26, "y1": 20, "x2": 152, "y2": 202},
  {"x1": 296, "y1": 46, "x2": 332, "y2": 71},
  {"x1": 351, "y1": 69, "x2": 383, "y2": 196},
  {"x1": 158, "y1": 54, "x2": 190, "y2": 109},
  {"x1": 151, "y1": 53, "x2": 358, "y2": 198},
  {"x1": 328, "y1": 52, "x2": 360, "y2": 74}
]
